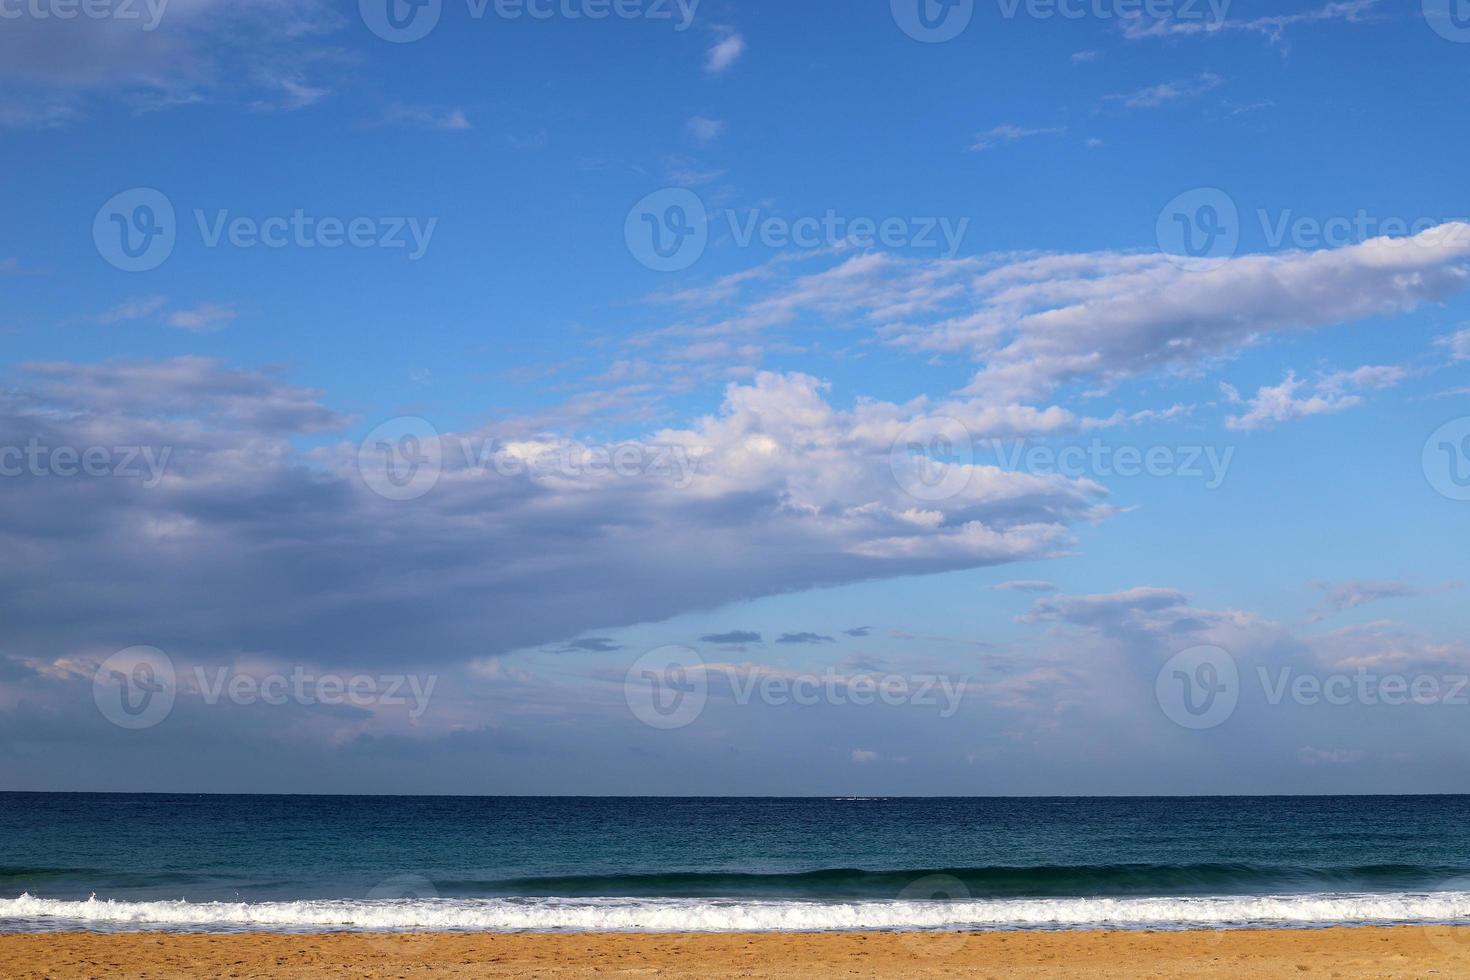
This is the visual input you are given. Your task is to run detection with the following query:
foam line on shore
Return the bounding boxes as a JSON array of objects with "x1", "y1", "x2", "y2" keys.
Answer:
[{"x1": 6, "y1": 891, "x2": 1470, "y2": 933}]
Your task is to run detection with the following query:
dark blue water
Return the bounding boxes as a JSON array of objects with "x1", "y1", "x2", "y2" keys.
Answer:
[{"x1": 5, "y1": 794, "x2": 1470, "y2": 932}]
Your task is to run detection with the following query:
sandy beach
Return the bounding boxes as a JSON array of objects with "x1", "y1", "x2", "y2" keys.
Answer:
[{"x1": 4, "y1": 927, "x2": 1470, "y2": 979}]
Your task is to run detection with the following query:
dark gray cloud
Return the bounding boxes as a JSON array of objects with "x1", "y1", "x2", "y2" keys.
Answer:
[
  {"x1": 699, "y1": 631, "x2": 763, "y2": 645},
  {"x1": 841, "y1": 627, "x2": 872, "y2": 637},
  {"x1": 1018, "y1": 587, "x2": 1235, "y2": 641},
  {"x1": 776, "y1": 632, "x2": 836, "y2": 645},
  {"x1": 0, "y1": 359, "x2": 1105, "y2": 673},
  {"x1": 550, "y1": 637, "x2": 625, "y2": 653},
  {"x1": 1310, "y1": 580, "x2": 1462, "y2": 619}
]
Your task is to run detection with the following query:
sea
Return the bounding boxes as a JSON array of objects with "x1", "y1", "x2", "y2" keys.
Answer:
[{"x1": 4, "y1": 793, "x2": 1470, "y2": 933}]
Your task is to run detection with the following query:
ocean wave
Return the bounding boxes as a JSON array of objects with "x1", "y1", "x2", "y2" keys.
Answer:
[
  {"x1": 459, "y1": 863, "x2": 1470, "y2": 899},
  {"x1": 5, "y1": 891, "x2": 1470, "y2": 933}
]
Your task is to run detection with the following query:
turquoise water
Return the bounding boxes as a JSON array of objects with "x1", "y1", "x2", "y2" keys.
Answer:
[{"x1": 4, "y1": 794, "x2": 1470, "y2": 932}]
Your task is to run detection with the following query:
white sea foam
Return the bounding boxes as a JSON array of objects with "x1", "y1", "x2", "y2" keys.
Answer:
[{"x1": 5, "y1": 891, "x2": 1470, "y2": 933}]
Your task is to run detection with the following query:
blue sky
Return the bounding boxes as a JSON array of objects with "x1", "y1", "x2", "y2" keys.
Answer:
[{"x1": 3, "y1": 0, "x2": 1470, "y2": 794}]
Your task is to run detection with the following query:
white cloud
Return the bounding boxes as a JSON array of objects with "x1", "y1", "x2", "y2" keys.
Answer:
[
  {"x1": 705, "y1": 30, "x2": 745, "y2": 74},
  {"x1": 1317, "y1": 364, "x2": 1409, "y2": 392},
  {"x1": 167, "y1": 304, "x2": 238, "y2": 333},
  {"x1": 1223, "y1": 364, "x2": 1407, "y2": 431},
  {"x1": 1223, "y1": 372, "x2": 1357, "y2": 430},
  {"x1": 633, "y1": 223, "x2": 1470, "y2": 410},
  {"x1": 1437, "y1": 327, "x2": 1470, "y2": 362},
  {"x1": 932, "y1": 225, "x2": 1470, "y2": 404}
]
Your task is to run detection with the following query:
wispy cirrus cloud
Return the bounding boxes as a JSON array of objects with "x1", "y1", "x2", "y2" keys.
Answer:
[
  {"x1": 971, "y1": 124, "x2": 1066, "y2": 151},
  {"x1": 167, "y1": 303, "x2": 239, "y2": 333},
  {"x1": 687, "y1": 115, "x2": 725, "y2": 143},
  {"x1": 1123, "y1": 0, "x2": 1381, "y2": 45},
  {"x1": 0, "y1": 0, "x2": 347, "y2": 125},
  {"x1": 1308, "y1": 580, "x2": 1462, "y2": 622},
  {"x1": 88, "y1": 297, "x2": 238, "y2": 332},
  {"x1": 1102, "y1": 72, "x2": 1223, "y2": 110},
  {"x1": 991, "y1": 580, "x2": 1058, "y2": 593},
  {"x1": 383, "y1": 103, "x2": 472, "y2": 131}
]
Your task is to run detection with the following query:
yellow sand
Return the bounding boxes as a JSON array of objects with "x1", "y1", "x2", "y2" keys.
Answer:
[{"x1": 6, "y1": 926, "x2": 1470, "y2": 979}]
